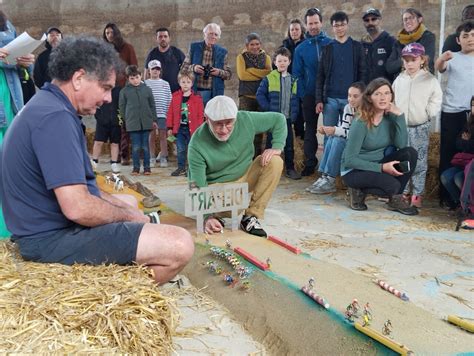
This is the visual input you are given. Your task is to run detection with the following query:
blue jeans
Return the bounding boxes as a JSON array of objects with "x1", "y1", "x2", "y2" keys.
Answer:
[
  {"x1": 130, "y1": 130, "x2": 151, "y2": 170},
  {"x1": 198, "y1": 90, "x2": 212, "y2": 107},
  {"x1": 323, "y1": 97, "x2": 347, "y2": 145},
  {"x1": 318, "y1": 136, "x2": 346, "y2": 177},
  {"x1": 440, "y1": 167, "x2": 464, "y2": 204},
  {"x1": 176, "y1": 126, "x2": 191, "y2": 169}
]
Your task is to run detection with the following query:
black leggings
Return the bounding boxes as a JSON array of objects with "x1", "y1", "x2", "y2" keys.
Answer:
[{"x1": 342, "y1": 147, "x2": 418, "y2": 197}]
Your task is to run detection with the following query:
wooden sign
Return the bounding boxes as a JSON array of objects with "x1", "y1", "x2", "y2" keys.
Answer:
[{"x1": 184, "y1": 183, "x2": 249, "y2": 233}]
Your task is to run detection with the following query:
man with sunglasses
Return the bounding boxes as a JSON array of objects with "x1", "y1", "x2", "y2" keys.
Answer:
[
  {"x1": 361, "y1": 8, "x2": 395, "y2": 82},
  {"x1": 188, "y1": 96, "x2": 287, "y2": 238}
]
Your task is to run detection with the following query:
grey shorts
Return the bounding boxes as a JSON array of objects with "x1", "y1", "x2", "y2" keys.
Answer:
[{"x1": 11, "y1": 222, "x2": 144, "y2": 266}]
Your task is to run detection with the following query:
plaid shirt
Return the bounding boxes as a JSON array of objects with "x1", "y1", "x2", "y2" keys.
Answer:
[{"x1": 182, "y1": 44, "x2": 231, "y2": 90}]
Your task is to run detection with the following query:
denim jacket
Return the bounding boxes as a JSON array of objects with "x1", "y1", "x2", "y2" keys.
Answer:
[{"x1": 0, "y1": 21, "x2": 25, "y2": 127}]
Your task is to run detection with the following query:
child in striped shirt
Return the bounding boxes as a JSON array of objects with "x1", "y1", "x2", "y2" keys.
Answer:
[{"x1": 145, "y1": 60, "x2": 172, "y2": 167}]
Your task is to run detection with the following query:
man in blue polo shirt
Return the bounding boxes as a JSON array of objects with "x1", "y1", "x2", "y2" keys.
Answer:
[{"x1": 0, "y1": 36, "x2": 193, "y2": 284}]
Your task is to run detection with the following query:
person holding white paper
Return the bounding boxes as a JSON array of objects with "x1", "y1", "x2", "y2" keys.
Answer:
[{"x1": 0, "y1": 10, "x2": 35, "y2": 238}]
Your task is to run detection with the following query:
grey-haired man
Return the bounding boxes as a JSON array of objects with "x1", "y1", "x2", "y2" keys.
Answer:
[{"x1": 0, "y1": 37, "x2": 193, "y2": 284}]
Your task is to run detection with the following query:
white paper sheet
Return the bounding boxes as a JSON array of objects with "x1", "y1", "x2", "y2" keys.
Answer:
[{"x1": 3, "y1": 32, "x2": 46, "y2": 64}]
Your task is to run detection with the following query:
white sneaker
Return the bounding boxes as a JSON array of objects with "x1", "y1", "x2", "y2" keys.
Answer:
[
  {"x1": 91, "y1": 159, "x2": 98, "y2": 171},
  {"x1": 150, "y1": 159, "x2": 155, "y2": 168},
  {"x1": 156, "y1": 152, "x2": 161, "y2": 162},
  {"x1": 305, "y1": 176, "x2": 327, "y2": 192},
  {"x1": 111, "y1": 162, "x2": 120, "y2": 173},
  {"x1": 160, "y1": 157, "x2": 168, "y2": 168},
  {"x1": 309, "y1": 178, "x2": 336, "y2": 194}
]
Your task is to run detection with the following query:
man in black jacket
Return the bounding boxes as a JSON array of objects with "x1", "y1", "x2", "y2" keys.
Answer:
[
  {"x1": 33, "y1": 27, "x2": 62, "y2": 89},
  {"x1": 360, "y1": 8, "x2": 395, "y2": 82},
  {"x1": 315, "y1": 12, "x2": 367, "y2": 138}
]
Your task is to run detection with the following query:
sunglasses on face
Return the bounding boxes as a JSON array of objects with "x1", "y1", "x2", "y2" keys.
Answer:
[{"x1": 364, "y1": 17, "x2": 379, "y2": 23}]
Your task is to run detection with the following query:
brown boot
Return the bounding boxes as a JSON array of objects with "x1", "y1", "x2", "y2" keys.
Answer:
[
  {"x1": 387, "y1": 195, "x2": 418, "y2": 215},
  {"x1": 348, "y1": 188, "x2": 367, "y2": 211}
]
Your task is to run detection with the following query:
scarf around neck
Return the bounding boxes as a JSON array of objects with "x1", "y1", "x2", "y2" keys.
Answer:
[{"x1": 398, "y1": 23, "x2": 426, "y2": 45}]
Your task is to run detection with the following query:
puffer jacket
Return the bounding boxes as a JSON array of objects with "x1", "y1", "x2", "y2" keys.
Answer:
[{"x1": 256, "y1": 70, "x2": 299, "y2": 122}]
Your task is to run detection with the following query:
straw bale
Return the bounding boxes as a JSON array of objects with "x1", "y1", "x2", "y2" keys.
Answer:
[
  {"x1": 293, "y1": 136, "x2": 305, "y2": 172},
  {"x1": 0, "y1": 241, "x2": 178, "y2": 354}
]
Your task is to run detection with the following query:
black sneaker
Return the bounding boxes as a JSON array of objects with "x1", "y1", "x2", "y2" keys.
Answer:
[
  {"x1": 286, "y1": 169, "x2": 302, "y2": 180},
  {"x1": 171, "y1": 167, "x2": 187, "y2": 177},
  {"x1": 240, "y1": 215, "x2": 267, "y2": 237},
  {"x1": 301, "y1": 166, "x2": 315, "y2": 177}
]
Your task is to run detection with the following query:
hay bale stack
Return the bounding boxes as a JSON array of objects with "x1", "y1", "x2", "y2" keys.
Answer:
[
  {"x1": 293, "y1": 136, "x2": 305, "y2": 172},
  {"x1": 425, "y1": 132, "x2": 440, "y2": 198},
  {"x1": 0, "y1": 241, "x2": 178, "y2": 353}
]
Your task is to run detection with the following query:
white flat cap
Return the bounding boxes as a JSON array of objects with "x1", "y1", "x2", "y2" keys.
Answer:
[{"x1": 204, "y1": 95, "x2": 238, "y2": 121}]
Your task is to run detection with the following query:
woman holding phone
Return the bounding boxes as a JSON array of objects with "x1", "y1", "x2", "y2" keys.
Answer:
[{"x1": 340, "y1": 78, "x2": 418, "y2": 215}]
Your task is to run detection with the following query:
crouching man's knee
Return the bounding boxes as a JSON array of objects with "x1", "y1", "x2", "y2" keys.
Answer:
[{"x1": 265, "y1": 155, "x2": 284, "y2": 171}]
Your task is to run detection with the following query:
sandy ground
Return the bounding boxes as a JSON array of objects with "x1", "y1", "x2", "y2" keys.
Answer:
[{"x1": 92, "y1": 155, "x2": 473, "y2": 355}]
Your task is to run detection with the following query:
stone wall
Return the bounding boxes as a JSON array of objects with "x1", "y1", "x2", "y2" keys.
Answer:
[{"x1": 2, "y1": 0, "x2": 471, "y2": 99}]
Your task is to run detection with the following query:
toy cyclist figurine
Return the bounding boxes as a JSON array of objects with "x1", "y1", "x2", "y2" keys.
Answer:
[
  {"x1": 362, "y1": 302, "x2": 373, "y2": 326},
  {"x1": 345, "y1": 298, "x2": 361, "y2": 321},
  {"x1": 382, "y1": 319, "x2": 393, "y2": 336}
]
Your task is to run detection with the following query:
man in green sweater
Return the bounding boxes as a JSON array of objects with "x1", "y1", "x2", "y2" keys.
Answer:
[{"x1": 188, "y1": 95, "x2": 287, "y2": 236}]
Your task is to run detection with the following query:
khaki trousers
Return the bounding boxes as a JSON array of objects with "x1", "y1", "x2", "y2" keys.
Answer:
[{"x1": 235, "y1": 155, "x2": 283, "y2": 219}]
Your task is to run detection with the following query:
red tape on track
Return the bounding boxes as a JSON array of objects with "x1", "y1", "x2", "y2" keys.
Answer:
[
  {"x1": 268, "y1": 235, "x2": 301, "y2": 254},
  {"x1": 234, "y1": 247, "x2": 269, "y2": 271}
]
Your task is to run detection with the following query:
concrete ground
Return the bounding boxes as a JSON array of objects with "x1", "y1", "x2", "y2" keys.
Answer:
[{"x1": 92, "y1": 150, "x2": 473, "y2": 353}]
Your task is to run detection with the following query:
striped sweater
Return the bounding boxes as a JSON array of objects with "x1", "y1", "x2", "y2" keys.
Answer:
[{"x1": 145, "y1": 79, "x2": 172, "y2": 119}]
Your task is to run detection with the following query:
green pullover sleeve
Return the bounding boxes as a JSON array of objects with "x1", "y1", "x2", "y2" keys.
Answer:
[
  {"x1": 246, "y1": 111, "x2": 287, "y2": 150},
  {"x1": 387, "y1": 113, "x2": 408, "y2": 149}
]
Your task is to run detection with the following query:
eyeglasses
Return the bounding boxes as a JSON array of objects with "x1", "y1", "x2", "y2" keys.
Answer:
[
  {"x1": 363, "y1": 17, "x2": 379, "y2": 23},
  {"x1": 209, "y1": 120, "x2": 235, "y2": 129},
  {"x1": 332, "y1": 22, "x2": 348, "y2": 28},
  {"x1": 403, "y1": 15, "x2": 417, "y2": 23}
]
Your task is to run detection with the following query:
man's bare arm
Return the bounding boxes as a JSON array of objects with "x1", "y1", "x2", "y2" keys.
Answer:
[
  {"x1": 100, "y1": 191, "x2": 136, "y2": 208},
  {"x1": 54, "y1": 184, "x2": 149, "y2": 226},
  {"x1": 435, "y1": 51, "x2": 453, "y2": 73}
]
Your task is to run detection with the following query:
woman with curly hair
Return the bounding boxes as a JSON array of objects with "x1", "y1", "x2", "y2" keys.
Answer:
[{"x1": 340, "y1": 78, "x2": 418, "y2": 215}]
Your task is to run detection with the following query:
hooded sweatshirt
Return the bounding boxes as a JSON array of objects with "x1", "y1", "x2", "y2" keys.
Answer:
[{"x1": 361, "y1": 30, "x2": 395, "y2": 82}]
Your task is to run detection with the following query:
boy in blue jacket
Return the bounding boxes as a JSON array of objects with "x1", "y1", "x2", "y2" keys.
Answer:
[{"x1": 257, "y1": 47, "x2": 300, "y2": 179}]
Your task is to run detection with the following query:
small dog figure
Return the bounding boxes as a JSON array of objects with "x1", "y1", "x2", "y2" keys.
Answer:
[
  {"x1": 105, "y1": 175, "x2": 112, "y2": 185},
  {"x1": 114, "y1": 179, "x2": 124, "y2": 192}
]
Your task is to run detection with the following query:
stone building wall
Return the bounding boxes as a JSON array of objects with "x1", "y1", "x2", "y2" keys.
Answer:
[{"x1": 1, "y1": 0, "x2": 471, "y2": 99}]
